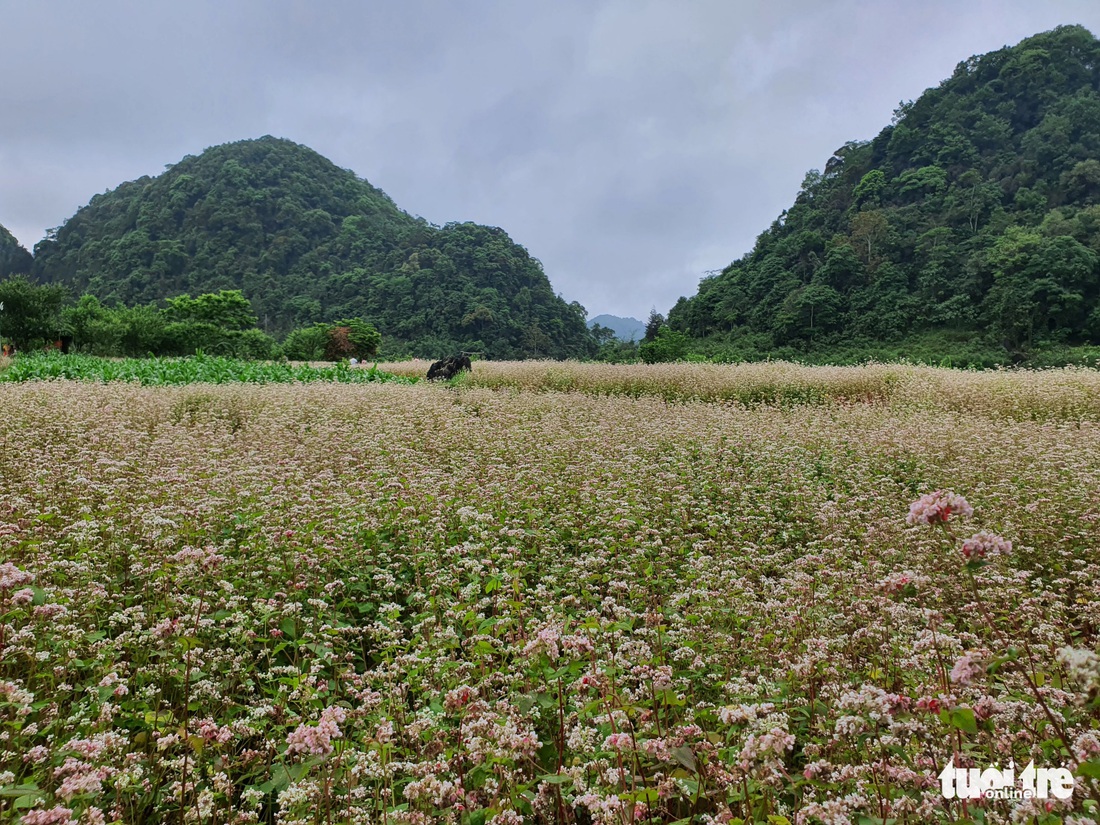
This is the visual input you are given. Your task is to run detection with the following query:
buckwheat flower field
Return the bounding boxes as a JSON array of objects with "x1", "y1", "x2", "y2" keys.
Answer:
[{"x1": 1, "y1": 367, "x2": 1099, "y2": 824}]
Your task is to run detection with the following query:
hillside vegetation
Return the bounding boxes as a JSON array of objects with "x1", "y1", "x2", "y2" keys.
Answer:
[
  {"x1": 669, "y1": 25, "x2": 1100, "y2": 363},
  {"x1": 32, "y1": 137, "x2": 593, "y2": 359},
  {"x1": 0, "y1": 222, "x2": 32, "y2": 278}
]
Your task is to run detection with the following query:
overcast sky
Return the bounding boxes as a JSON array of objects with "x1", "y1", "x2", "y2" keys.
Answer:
[{"x1": 3, "y1": 2, "x2": 1100, "y2": 320}]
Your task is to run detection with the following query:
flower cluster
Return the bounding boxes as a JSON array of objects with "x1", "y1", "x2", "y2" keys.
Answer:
[
  {"x1": 285, "y1": 706, "x2": 348, "y2": 757},
  {"x1": 949, "y1": 652, "x2": 984, "y2": 686},
  {"x1": 905, "y1": 490, "x2": 973, "y2": 525},
  {"x1": 0, "y1": 561, "x2": 34, "y2": 590}
]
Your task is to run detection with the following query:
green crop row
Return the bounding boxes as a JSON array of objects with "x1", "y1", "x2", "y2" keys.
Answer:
[{"x1": 0, "y1": 352, "x2": 417, "y2": 386}]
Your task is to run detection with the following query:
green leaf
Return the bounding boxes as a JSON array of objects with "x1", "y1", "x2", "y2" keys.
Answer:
[
  {"x1": 948, "y1": 708, "x2": 978, "y2": 735},
  {"x1": 986, "y1": 648, "x2": 1019, "y2": 675},
  {"x1": 621, "y1": 787, "x2": 659, "y2": 804},
  {"x1": 14, "y1": 793, "x2": 45, "y2": 809},
  {"x1": 262, "y1": 764, "x2": 293, "y2": 793},
  {"x1": 0, "y1": 785, "x2": 42, "y2": 798},
  {"x1": 467, "y1": 764, "x2": 489, "y2": 789},
  {"x1": 280, "y1": 618, "x2": 297, "y2": 639},
  {"x1": 661, "y1": 689, "x2": 686, "y2": 707},
  {"x1": 537, "y1": 774, "x2": 573, "y2": 785},
  {"x1": 144, "y1": 710, "x2": 175, "y2": 728},
  {"x1": 1077, "y1": 758, "x2": 1100, "y2": 779},
  {"x1": 671, "y1": 745, "x2": 697, "y2": 771}
]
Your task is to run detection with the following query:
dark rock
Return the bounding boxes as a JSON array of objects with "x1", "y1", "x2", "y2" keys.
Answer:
[{"x1": 427, "y1": 355, "x2": 472, "y2": 381}]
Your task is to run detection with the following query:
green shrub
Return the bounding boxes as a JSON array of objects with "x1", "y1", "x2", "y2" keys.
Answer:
[{"x1": 639, "y1": 326, "x2": 691, "y2": 364}]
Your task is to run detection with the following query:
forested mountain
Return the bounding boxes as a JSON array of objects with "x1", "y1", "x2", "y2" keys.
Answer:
[
  {"x1": 588, "y1": 314, "x2": 645, "y2": 341},
  {"x1": 669, "y1": 25, "x2": 1100, "y2": 359},
  {"x1": 33, "y1": 137, "x2": 593, "y2": 359},
  {"x1": 0, "y1": 224, "x2": 32, "y2": 278}
]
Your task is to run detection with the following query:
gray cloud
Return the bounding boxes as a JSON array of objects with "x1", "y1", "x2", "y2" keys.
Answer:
[{"x1": 2, "y1": 0, "x2": 1100, "y2": 319}]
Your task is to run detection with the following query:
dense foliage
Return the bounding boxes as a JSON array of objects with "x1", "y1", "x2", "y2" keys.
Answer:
[
  {"x1": 0, "y1": 223, "x2": 32, "y2": 278},
  {"x1": 0, "y1": 275, "x2": 68, "y2": 351},
  {"x1": 669, "y1": 25, "x2": 1100, "y2": 361},
  {"x1": 32, "y1": 137, "x2": 594, "y2": 359},
  {"x1": 0, "y1": 277, "x2": 390, "y2": 363}
]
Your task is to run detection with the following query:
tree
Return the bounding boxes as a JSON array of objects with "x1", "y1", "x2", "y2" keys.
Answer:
[
  {"x1": 166, "y1": 290, "x2": 259, "y2": 330},
  {"x1": 896, "y1": 165, "x2": 948, "y2": 200},
  {"x1": 326, "y1": 318, "x2": 381, "y2": 361},
  {"x1": 159, "y1": 290, "x2": 275, "y2": 357},
  {"x1": 62, "y1": 295, "x2": 125, "y2": 355},
  {"x1": 116, "y1": 305, "x2": 169, "y2": 356},
  {"x1": 1062, "y1": 159, "x2": 1100, "y2": 204},
  {"x1": 853, "y1": 170, "x2": 886, "y2": 206},
  {"x1": 816, "y1": 244, "x2": 866, "y2": 293},
  {"x1": 589, "y1": 324, "x2": 617, "y2": 348},
  {"x1": 849, "y1": 211, "x2": 890, "y2": 268},
  {"x1": 282, "y1": 325, "x2": 330, "y2": 361},
  {"x1": 952, "y1": 172, "x2": 1001, "y2": 233},
  {"x1": 284, "y1": 319, "x2": 381, "y2": 361},
  {"x1": 639, "y1": 326, "x2": 690, "y2": 363},
  {"x1": 0, "y1": 276, "x2": 68, "y2": 350},
  {"x1": 643, "y1": 309, "x2": 665, "y2": 342},
  {"x1": 775, "y1": 283, "x2": 844, "y2": 343}
]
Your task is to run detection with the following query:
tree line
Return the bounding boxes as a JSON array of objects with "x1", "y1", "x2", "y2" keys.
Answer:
[{"x1": 0, "y1": 277, "x2": 381, "y2": 361}]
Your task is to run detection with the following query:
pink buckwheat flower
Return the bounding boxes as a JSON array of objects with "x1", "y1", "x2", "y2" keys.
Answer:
[
  {"x1": 20, "y1": 807, "x2": 74, "y2": 825},
  {"x1": 603, "y1": 732, "x2": 634, "y2": 751},
  {"x1": 0, "y1": 562, "x2": 34, "y2": 590},
  {"x1": 196, "y1": 719, "x2": 233, "y2": 744},
  {"x1": 443, "y1": 685, "x2": 478, "y2": 712},
  {"x1": 286, "y1": 705, "x2": 347, "y2": 757},
  {"x1": 950, "y1": 652, "x2": 984, "y2": 686},
  {"x1": 1074, "y1": 732, "x2": 1100, "y2": 762},
  {"x1": 376, "y1": 718, "x2": 394, "y2": 744},
  {"x1": 960, "y1": 531, "x2": 1011, "y2": 561},
  {"x1": 522, "y1": 624, "x2": 561, "y2": 661},
  {"x1": 906, "y1": 491, "x2": 973, "y2": 526}
]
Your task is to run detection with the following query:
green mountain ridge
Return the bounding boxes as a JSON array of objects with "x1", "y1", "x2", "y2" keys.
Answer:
[
  {"x1": 32, "y1": 136, "x2": 593, "y2": 359},
  {"x1": 0, "y1": 223, "x2": 32, "y2": 278},
  {"x1": 588, "y1": 313, "x2": 645, "y2": 341},
  {"x1": 668, "y1": 24, "x2": 1100, "y2": 361}
]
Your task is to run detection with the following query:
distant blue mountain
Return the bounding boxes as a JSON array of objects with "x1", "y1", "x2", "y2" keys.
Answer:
[{"x1": 588, "y1": 314, "x2": 645, "y2": 342}]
